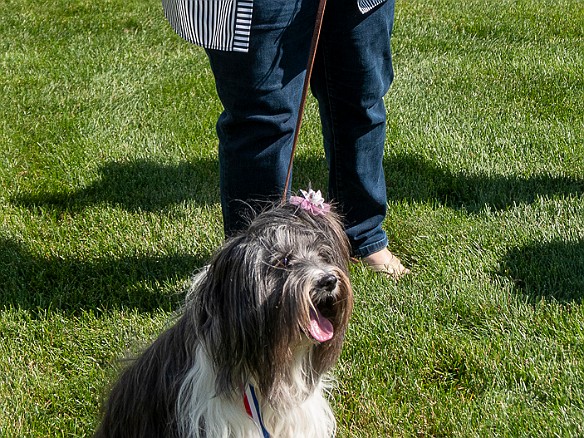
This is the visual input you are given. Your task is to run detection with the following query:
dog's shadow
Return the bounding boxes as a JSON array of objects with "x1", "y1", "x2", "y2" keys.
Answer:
[
  {"x1": 499, "y1": 239, "x2": 584, "y2": 304},
  {"x1": 11, "y1": 158, "x2": 220, "y2": 213},
  {"x1": 0, "y1": 237, "x2": 204, "y2": 312}
]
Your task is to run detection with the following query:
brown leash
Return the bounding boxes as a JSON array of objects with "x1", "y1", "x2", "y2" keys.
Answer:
[{"x1": 281, "y1": 0, "x2": 328, "y2": 203}]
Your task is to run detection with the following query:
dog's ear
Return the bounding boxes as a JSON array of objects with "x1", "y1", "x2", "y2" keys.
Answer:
[
  {"x1": 322, "y1": 210, "x2": 351, "y2": 266},
  {"x1": 195, "y1": 235, "x2": 269, "y2": 395}
]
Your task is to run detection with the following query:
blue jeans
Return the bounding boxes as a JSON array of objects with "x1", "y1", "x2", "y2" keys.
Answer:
[{"x1": 206, "y1": 0, "x2": 395, "y2": 258}]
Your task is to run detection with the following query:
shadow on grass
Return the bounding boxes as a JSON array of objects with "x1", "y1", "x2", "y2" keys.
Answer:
[
  {"x1": 291, "y1": 155, "x2": 330, "y2": 192},
  {"x1": 499, "y1": 239, "x2": 584, "y2": 303},
  {"x1": 10, "y1": 152, "x2": 583, "y2": 215},
  {"x1": 11, "y1": 158, "x2": 220, "y2": 213},
  {"x1": 271, "y1": 153, "x2": 583, "y2": 213},
  {"x1": 0, "y1": 237, "x2": 205, "y2": 313},
  {"x1": 384, "y1": 153, "x2": 583, "y2": 212},
  {"x1": 14, "y1": 152, "x2": 581, "y2": 215}
]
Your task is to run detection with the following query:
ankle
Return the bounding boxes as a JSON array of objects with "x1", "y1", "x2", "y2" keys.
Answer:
[{"x1": 362, "y1": 248, "x2": 393, "y2": 265}]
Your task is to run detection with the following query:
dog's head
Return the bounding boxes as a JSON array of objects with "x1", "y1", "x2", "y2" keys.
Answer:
[{"x1": 191, "y1": 202, "x2": 354, "y2": 405}]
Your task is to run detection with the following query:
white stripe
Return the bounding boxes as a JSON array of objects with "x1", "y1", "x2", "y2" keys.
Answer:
[
  {"x1": 245, "y1": 384, "x2": 265, "y2": 434},
  {"x1": 162, "y1": 0, "x2": 253, "y2": 52},
  {"x1": 357, "y1": 0, "x2": 386, "y2": 13}
]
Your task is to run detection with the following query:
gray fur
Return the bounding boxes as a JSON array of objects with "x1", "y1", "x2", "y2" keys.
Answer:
[{"x1": 95, "y1": 203, "x2": 353, "y2": 438}]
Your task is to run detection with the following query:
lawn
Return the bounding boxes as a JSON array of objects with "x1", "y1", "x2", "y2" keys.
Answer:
[{"x1": 1, "y1": 0, "x2": 583, "y2": 436}]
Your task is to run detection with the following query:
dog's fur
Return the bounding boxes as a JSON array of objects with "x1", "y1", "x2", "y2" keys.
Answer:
[{"x1": 95, "y1": 203, "x2": 354, "y2": 437}]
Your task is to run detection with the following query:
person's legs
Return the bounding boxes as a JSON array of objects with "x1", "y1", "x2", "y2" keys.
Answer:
[
  {"x1": 205, "y1": 0, "x2": 316, "y2": 235},
  {"x1": 206, "y1": 0, "x2": 408, "y2": 277},
  {"x1": 311, "y1": 0, "x2": 396, "y2": 256},
  {"x1": 311, "y1": 0, "x2": 408, "y2": 277}
]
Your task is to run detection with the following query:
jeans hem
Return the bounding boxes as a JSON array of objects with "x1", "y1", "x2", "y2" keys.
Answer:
[{"x1": 352, "y1": 234, "x2": 388, "y2": 258}]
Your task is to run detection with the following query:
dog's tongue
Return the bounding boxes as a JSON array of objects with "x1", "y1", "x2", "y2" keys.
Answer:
[{"x1": 309, "y1": 308, "x2": 334, "y2": 342}]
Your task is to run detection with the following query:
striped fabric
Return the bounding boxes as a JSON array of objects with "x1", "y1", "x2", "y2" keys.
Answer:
[
  {"x1": 161, "y1": 0, "x2": 386, "y2": 52},
  {"x1": 357, "y1": 0, "x2": 386, "y2": 13},
  {"x1": 161, "y1": 0, "x2": 253, "y2": 52}
]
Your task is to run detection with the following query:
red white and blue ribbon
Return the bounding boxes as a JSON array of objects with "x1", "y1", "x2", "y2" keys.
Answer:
[{"x1": 243, "y1": 384, "x2": 270, "y2": 438}]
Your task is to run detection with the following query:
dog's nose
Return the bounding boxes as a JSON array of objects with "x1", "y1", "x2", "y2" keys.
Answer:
[{"x1": 316, "y1": 274, "x2": 337, "y2": 291}]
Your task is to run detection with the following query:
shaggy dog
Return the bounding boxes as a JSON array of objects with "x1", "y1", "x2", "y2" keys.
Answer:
[{"x1": 95, "y1": 199, "x2": 354, "y2": 437}]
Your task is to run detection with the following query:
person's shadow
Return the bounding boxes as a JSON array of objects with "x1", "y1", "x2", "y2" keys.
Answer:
[
  {"x1": 11, "y1": 158, "x2": 220, "y2": 213},
  {"x1": 384, "y1": 153, "x2": 584, "y2": 212},
  {"x1": 289, "y1": 152, "x2": 583, "y2": 213},
  {"x1": 13, "y1": 153, "x2": 582, "y2": 215}
]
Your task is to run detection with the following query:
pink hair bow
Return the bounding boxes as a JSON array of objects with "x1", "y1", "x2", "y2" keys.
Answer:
[{"x1": 289, "y1": 189, "x2": 331, "y2": 216}]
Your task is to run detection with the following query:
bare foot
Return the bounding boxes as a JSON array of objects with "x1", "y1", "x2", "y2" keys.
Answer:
[{"x1": 361, "y1": 247, "x2": 410, "y2": 280}]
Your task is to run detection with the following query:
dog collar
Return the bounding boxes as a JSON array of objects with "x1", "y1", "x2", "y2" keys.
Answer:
[{"x1": 243, "y1": 383, "x2": 270, "y2": 438}]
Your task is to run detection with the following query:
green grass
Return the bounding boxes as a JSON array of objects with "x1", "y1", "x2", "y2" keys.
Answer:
[{"x1": 1, "y1": 0, "x2": 582, "y2": 436}]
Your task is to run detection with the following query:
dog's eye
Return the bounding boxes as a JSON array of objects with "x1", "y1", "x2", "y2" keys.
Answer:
[{"x1": 275, "y1": 255, "x2": 292, "y2": 268}]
